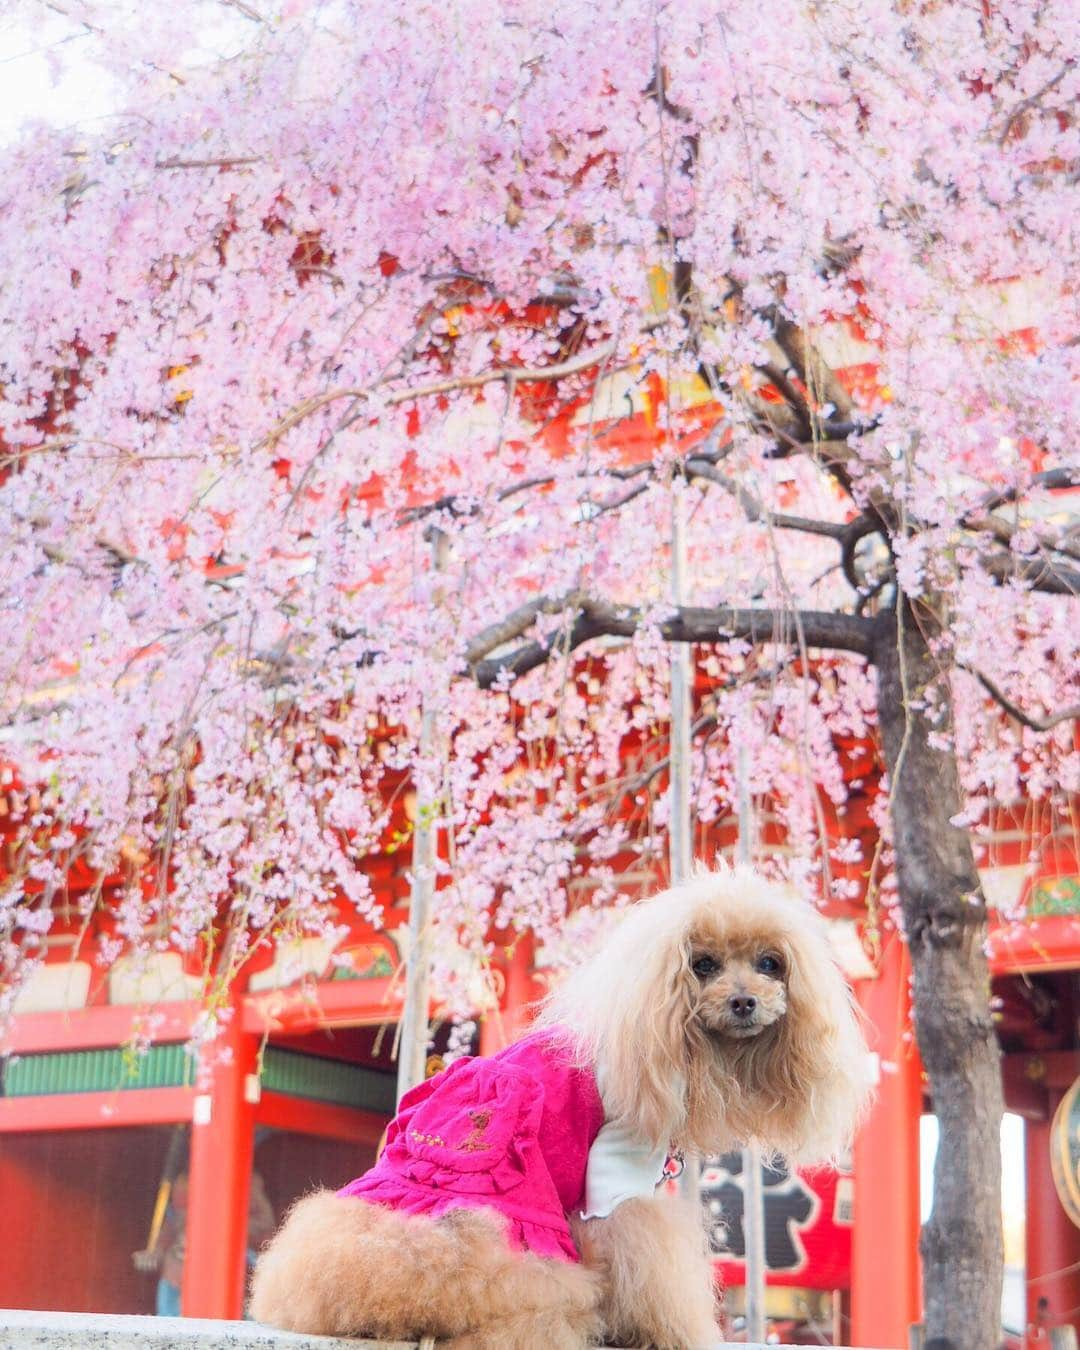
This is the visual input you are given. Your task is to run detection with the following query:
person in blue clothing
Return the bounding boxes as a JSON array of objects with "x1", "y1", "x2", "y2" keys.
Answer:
[{"x1": 133, "y1": 1167, "x2": 275, "y2": 1316}]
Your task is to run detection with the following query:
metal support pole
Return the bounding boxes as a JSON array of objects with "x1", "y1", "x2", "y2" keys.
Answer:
[
  {"x1": 670, "y1": 479, "x2": 698, "y2": 1207},
  {"x1": 396, "y1": 528, "x2": 448, "y2": 1106},
  {"x1": 669, "y1": 477, "x2": 692, "y2": 888},
  {"x1": 741, "y1": 1144, "x2": 766, "y2": 1341},
  {"x1": 736, "y1": 744, "x2": 754, "y2": 868},
  {"x1": 736, "y1": 743, "x2": 767, "y2": 1342}
]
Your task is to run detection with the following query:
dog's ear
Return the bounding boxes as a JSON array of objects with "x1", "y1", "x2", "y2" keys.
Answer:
[
  {"x1": 599, "y1": 925, "x2": 697, "y2": 1148},
  {"x1": 539, "y1": 885, "x2": 706, "y2": 1148},
  {"x1": 766, "y1": 919, "x2": 871, "y2": 1164}
]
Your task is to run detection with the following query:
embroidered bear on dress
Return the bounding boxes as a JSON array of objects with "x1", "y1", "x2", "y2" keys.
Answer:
[{"x1": 338, "y1": 1028, "x2": 611, "y2": 1263}]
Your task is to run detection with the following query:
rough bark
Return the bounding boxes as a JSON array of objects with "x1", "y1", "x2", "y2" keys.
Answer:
[{"x1": 874, "y1": 602, "x2": 1004, "y2": 1350}]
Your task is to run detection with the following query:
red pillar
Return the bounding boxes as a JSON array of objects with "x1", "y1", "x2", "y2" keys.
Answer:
[
  {"x1": 182, "y1": 998, "x2": 259, "y2": 1319},
  {"x1": 1025, "y1": 1093, "x2": 1080, "y2": 1347},
  {"x1": 480, "y1": 933, "x2": 542, "y2": 1057},
  {"x1": 851, "y1": 933, "x2": 922, "y2": 1348}
]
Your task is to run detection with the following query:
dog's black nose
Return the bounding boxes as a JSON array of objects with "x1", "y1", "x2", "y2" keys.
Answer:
[{"x1": 729, "y1": 995, "x2": 757, "y2": 1018}]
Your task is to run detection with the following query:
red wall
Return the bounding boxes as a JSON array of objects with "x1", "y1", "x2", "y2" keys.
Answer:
[
  {"x1": 1, "y1": 1126, "x2": 170, "y2": 1314},
  {"x1": 0, "y1": 1123, "x2": 377, "y2": 1315},
  {"x1": 256, "y1": 1129, "x2": 376, "y2": 1221}
]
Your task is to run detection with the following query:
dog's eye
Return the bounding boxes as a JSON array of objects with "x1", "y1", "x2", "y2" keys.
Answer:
[
  {"x1": 755, "y1": 953, "x2": 784, "y2": 976},
  {"x1": 691, "y1": 955, "x2": 720, "y2": 978}
]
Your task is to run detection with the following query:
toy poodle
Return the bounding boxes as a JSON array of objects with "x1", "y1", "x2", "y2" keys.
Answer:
[{"x1": 250, "y1": 865, "x2": 871, "y2": 1348}]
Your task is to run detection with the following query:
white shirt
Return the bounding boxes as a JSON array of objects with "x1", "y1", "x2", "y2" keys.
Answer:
[
  {"x1": 581, "y1": 1114, "x2": 670, "y2": 1218},
  {"x1": 580, "y1": 1059, "x2": 680, "y2": 1219}
]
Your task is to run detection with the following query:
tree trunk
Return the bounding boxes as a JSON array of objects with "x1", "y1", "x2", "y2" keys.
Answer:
[{"x1": 874, "y1": 602, "x2": 1003, "y2": 1350}]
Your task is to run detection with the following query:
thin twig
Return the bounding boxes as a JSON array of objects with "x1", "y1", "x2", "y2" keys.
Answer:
[
  {"x1": 155, "y1": 156, "x2": 262, "y2": 170},
  {"x1": 220, "y1": 0, "x2": 266, "y2": 21},
  {"x1": 258, "y1": 342, "x2": 621, "y2": 450},
  {"x1": 998, "y1": 65, "x2": 1071, "y2": 145}
]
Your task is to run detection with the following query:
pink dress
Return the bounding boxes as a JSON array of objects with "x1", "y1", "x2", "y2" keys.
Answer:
[{"x1": 338, "y1": 1028, "x2": 605, "y2": 1263}]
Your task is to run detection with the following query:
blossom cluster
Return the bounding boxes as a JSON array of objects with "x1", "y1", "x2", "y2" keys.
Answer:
[{"x1": 1, "y1": 0, "x2": 1077, "y2": 1012}]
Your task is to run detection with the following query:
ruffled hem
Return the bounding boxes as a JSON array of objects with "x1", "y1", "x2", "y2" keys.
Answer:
[
  {"x1": 396, "y1": 1152, "x2": 526, "y2": 1194},
  {"x1": 339, "y1": 1176, "x2": 581, "y2": 1264}
]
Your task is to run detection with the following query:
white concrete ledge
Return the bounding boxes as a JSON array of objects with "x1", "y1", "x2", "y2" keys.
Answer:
[
  {"x1": 0, "y1": 1310, "x2": 414, "y2": 1349},
  {"x1": 0, "y1": 1309, "x2": 859, "y2": 1349}
]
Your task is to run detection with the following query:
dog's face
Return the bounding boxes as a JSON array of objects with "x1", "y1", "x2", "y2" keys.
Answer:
[
  {"x1": 540, "y1": 866, "x2": 871, "y2": 1161},
  {"x1": 688, "y1": 936, "x2": 788, "y2": 1041}
]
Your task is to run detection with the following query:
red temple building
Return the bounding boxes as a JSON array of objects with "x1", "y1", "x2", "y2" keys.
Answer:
[
  {"x1": 4, "y1": 691, "x2": 1079, "y2": 1348},
  {"x1": 3, "y1": 292, "x2": 1079, "y2": 1348}
]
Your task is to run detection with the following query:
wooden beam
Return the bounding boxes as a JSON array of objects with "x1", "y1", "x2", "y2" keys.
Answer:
[
  {"x1": 242, "y1": 977, "x2": 404, "y2": 1036},
  {"x1": 256, "y1": 1090, "x2": 387, "y2": 1145},
  {"x1": 0, "y1": 1086, "x2": 193, "y2": 1132},
  {"x1": 0, "y1": 1001, "x2": 200, "y2": 1055},
  {"x1": 989, "y1": 915, "x2": 1080, "y2": 975}
]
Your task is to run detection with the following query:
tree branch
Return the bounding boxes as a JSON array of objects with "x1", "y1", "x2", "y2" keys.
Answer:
[
  {"x1": 403, "y1": 435, "x2": 850, "y2": 537},
  {"x1": 472, "y1": 608, "x2": 604, "y2": 686},
  {"x1": 770, "y1": 314, "x2": 855, "y2": 422},
  {"x1": 260, "y1": 317, "x2": 673, "y2": 451},
  {"x1": 965, "y1": 512, "x2": 1080, "y2": 563},
  {"x1": 961, "y1": 665, "x2": 1080, "y2": 732},
  {"x1": 683, "y1": 456, "x2": 852, "y2": 540},
  {"x1": 982, "y1": 551, "x2": 1080, "y2": 596},
  {"x1": 220, "y1": 0, "x2": 266, "y2": 21},
  {"x1": 757, "y1": 360, "x2": 812, "y2": 423},
  {"x1": 471, "y1": 595, "x2": 875, "y2": 687},
  {"x1": 998, "y1": 64, "x2": 1071, "y2": 145},
  {"x1": 464, "y1": 590, "x2": 586, "y2": 665},
  {"x1": 967, "y1": 465, "x2": 1080, "y2": 518},
  {"x1": 841, "y1": 515, "x2": 890, "y2": 592},
  {"x1": 155, "y1": 156, "x2": 262, "y2": 170}
]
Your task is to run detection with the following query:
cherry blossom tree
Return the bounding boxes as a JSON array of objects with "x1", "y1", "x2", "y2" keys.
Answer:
[{"x1": 2, "y1": 2, "x2": 1079, "y2": 1344}]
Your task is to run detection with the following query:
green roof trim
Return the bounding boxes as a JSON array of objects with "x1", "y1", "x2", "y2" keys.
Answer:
[
  {"x1": 0, "y1": 1042, "x2": 395, "y2": 1116},
  {"x1": 2, "y1": 1043, "x2": 195, "y2": 1097},
  {"x1": 261, "y1": 1047, "x2": 395, "y2": 1114}
]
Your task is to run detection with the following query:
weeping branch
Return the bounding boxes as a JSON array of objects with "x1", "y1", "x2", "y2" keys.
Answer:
[{"x1": 259, "y1": 339, "x2": 622, "y2": 450}]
